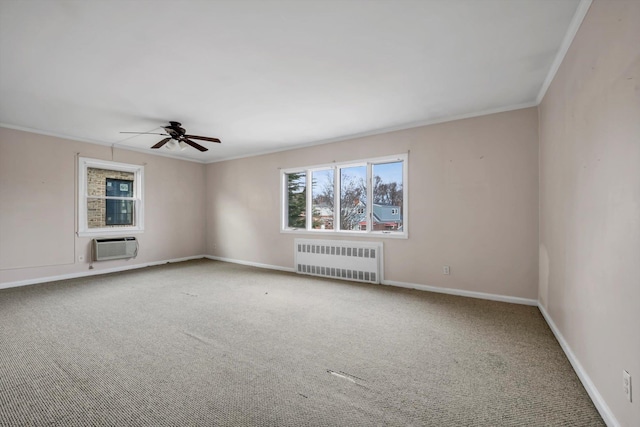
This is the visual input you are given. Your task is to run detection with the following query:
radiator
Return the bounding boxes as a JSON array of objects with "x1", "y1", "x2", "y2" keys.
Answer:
[
  {"x1": 294, "y1": 239, "x2": 382, "y2": 284},
  {"x1": 92, "y1": 237, "x2": 138, "y2": 261}
]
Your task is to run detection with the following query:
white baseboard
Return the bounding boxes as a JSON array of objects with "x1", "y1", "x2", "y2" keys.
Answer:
[
  {"x1": 205, "y1": 256, "x2": 536, "y2": 306},
  {"x1": 382, "y1": 279, "x2": 538, "y2": 306},
  {"x1": 204, "y1": 255, "x2": 296, "y2": 273},
  {"x1": 0, "y1": 255, "x2": 207, "y2": 290},
  {"x1": 537, "y1": 304, "x2": 619, "y2": 427},
  {"x1": 2, "y1": 253, "x2": 537, "y2": 307}
]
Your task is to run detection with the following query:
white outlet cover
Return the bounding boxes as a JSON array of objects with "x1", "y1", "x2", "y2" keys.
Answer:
[{"x1": 623, "y1": 370, "x2": 632, "y2": 402}]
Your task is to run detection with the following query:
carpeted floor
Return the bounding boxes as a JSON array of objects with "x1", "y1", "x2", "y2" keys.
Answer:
[{"x1": 0, "y1": 259, "x2": 604, "y2": 426}]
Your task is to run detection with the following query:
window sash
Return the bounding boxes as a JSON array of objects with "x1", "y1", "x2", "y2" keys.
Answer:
[
  {"x1": 86, "y1": 196, "x2": 138, "y2": 200},
  {"x1": 310, "y1": 168, "x2": 335, "y2": 230}
]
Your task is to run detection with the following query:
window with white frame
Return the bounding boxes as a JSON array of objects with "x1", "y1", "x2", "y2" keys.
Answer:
[
  {"x1": 281, "y1": 154, "x2": 407, "y2": 237},
  {"x1": 78, "y1": 157, "x2": 144, "y2": 236}
]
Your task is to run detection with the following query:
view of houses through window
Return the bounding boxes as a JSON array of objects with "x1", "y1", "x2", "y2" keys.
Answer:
[
  {"x1": 371, "y1": 162, "x2": 404, "y2": 231},
  {"x1": 283, "y1": 155, "x2": 406, "y2": 235},
  {"x1": 312, "y1": 169, "x2": 334, "y2": 229}
]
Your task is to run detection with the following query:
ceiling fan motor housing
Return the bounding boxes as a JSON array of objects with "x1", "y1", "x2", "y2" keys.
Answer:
[{"x1": 165, "y1": 122, "x2": 186, "y2": 139}]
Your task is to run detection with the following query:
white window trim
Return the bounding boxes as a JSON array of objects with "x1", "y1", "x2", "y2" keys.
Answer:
[
  {"x1": 280, "y1": 153, "x2": 408, "y2": 239},
  {"x1": 78, "y1": 157, "x2": 144, "y2": 237}
]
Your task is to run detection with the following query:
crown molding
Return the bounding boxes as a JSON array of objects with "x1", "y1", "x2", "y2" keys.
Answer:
[
  {"x1": 536, "y1": 0, "x2": 593, "y2": 105},
  {"x1": 0, "y1": 123, "x2": 208, "y2": 164}
]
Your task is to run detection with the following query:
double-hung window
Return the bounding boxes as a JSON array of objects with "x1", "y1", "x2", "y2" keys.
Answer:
[
  {"x1": 78, "y1": 157, "x2": 144, "y2": 236},
  {"x1": 281, "y1": 154, "x2": 407, "y2": 238}
]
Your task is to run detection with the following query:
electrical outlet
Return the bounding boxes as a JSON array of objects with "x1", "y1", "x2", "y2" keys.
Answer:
[
  {"x1": 78, "y1": 255, "x2": 84, "y2": 262},
  {"x1": 623, "y1": 370, "x2": 632, "y2": 402},
  {"x1": 443, "y1": 266, "x2": 450, "y2": 275}
]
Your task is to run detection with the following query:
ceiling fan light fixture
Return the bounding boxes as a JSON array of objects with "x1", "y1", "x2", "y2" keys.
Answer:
[
  {"x1": 166, "y1": 140, "x2": 179, "y2": 151},
  {"x1": 121, "y1": 122, "x2": 219, "y2": 152}
]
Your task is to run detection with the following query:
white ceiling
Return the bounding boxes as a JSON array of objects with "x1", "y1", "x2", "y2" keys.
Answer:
[{"x1": 0, "y1": 0, "x2": 586, "y2": 163}]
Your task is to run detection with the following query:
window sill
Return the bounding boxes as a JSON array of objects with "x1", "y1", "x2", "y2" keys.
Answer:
[
  {"x1": 280, "y1": 229, "x2": 408, "y2": 239},
  {"x1": 77, "y1": 229, "x2": 144, "y2": 238}
]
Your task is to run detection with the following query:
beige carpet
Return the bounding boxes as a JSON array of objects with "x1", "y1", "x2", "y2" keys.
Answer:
[{"x1": 0, "y1": 259, "x2": 604, "y2": 426}]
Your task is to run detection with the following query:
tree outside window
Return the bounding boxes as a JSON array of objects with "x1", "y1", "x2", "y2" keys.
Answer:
[
  {"x1": 312, "y1": 169, "x2": 334, "y2": 230},
  {"x1": 286, "y1": 172, "x2": 306, "y2": 229}
]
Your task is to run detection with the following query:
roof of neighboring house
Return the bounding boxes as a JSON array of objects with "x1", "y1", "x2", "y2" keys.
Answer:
[
  {"x1": 315, "y1": 207, "x2": 334, "y2": 217},
  {"x1": 372, "y1": 204, "x2": 401, "y2": 223},
  {"x1": 355, "y1": 203, "x2": 401, "y2": 225}
]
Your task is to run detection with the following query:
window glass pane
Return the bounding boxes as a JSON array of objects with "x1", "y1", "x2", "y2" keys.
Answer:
[
  {"x1": 87, "y1": 199, "x2": 135, "y2": 228},
  {"x1": 86, "y1": 170, "x2": 136, "y2": 228},
  {"x1": 106, "y1": 199, "x2": 134, "y2": 225},
  {"x1": 372, "y1": 161, "x2": 403, "y2": 232},
  {"x1": 286, "y1": 172, "x2": 306, "y2": 228},
  {"x1": 106, "y1": 178, "x2": 133, "y2": 197},
  {"x1": 340, "y1": 165, "x2": 366, "y2": 231},
  {"x1": 311, "y1": 169, "x2": 334, "y2": 230},
  {"x1": 87, "y1": 168, "x2": 135, "y2": 197}
]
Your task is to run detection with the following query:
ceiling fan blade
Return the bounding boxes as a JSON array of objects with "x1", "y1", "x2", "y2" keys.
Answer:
[
  {"x1": 184, "y1": 134, "x2": 221, "y2": 143},
  {"x1": 182, "y1": 138, "x2": 208, "y2": 152},
  {"x1": 151, "y1": 137, "x2": 171, "y2": 149},
  {"x1": 120, "y1": 132, "x2": 168, "y2": 136}
]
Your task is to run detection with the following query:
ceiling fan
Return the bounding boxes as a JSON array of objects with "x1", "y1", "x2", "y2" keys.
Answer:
[{"x1": 120, "y1": 121, "x2": 221, "y2": 152}]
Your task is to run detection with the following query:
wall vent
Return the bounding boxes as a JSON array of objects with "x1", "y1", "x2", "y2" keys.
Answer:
[
  {"x1": 294, "y1": 239, "x2": 382, "y2": 284},
  {"x1": 92, "y1": 237, "x2": 138, "y2": 261}
]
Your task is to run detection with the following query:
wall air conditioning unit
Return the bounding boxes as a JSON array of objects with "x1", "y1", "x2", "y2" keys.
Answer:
[{"x1": 92, "y1": 237, "x2": 138, "y2": 261}]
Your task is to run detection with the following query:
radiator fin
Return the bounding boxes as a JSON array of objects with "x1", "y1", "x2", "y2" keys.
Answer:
[{"x1": 294, "y1": 239, "x2": 381, "y2": 284}]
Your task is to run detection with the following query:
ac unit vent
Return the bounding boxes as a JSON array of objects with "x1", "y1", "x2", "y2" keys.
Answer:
[{"x1": 92, "y1": 237, "x2": 138, "y2": 261}]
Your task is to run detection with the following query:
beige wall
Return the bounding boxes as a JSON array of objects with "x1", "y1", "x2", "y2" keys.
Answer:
[
  {"x1": 1, "y1": 3, "x2": 636, "y2": 422},
  {"x1": 539, "y1": 1, "x2": 640, "y2": 426},
  {"x1": 0, "y1": 127, "x2": 207, "y2": 285},
  {"x1": 206, "y1": 107, "x2": 540, "y2": 299}
]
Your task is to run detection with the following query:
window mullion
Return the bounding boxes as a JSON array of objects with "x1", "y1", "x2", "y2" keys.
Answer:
[
  {"x1": 366, "y1": 163, "x2": 373, "y2": 232},
  {"x1": 306, "y1": 170, "x2": 312, "y2": 230},
  {"x1": 86, "y1": 196, "x2": 137, "y2": 200},
  {"x1": 282, "y1": 172, "x2": 288, "y2": 230},
  {"x1": 335, "y1": 166, "x2": 340, "y2": 231},
  {"x1": 335, "y1": 166, "x2": 341, "y2": 231}
]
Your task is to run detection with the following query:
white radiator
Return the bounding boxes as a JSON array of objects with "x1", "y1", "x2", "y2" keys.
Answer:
[
  {"x1": 294, "y1": 239, "x2": 382, "y2": 284},
  {"x1": 92, "y1": 237, "x2": 138, "y2": 261}
]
